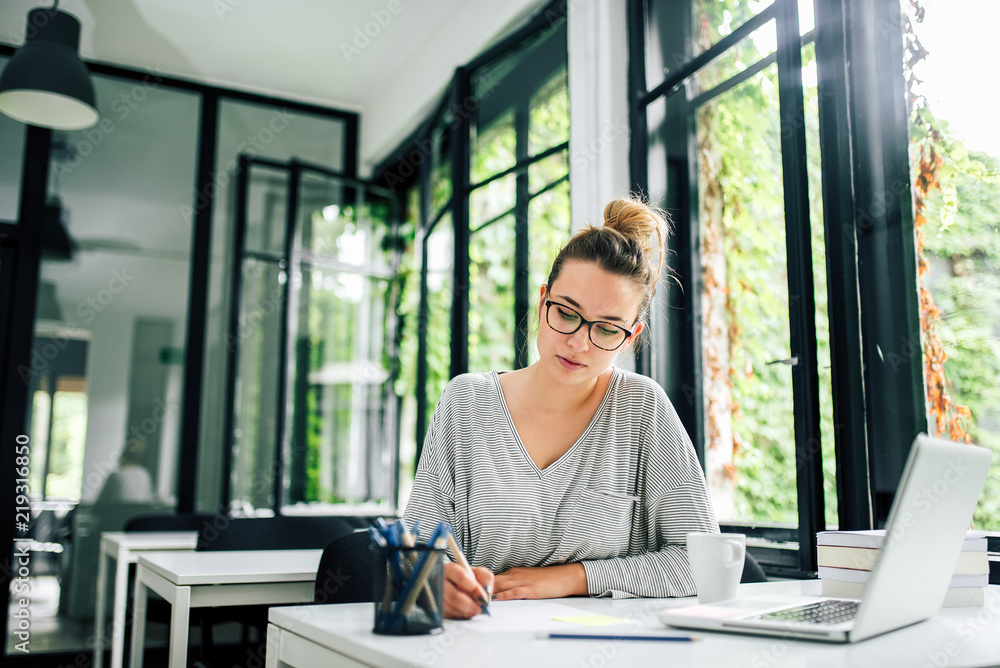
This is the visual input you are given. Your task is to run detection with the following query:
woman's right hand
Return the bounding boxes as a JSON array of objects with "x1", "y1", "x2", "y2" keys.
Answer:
[{"x1": 443, "y1": 562, "x2": 494, "y2": 619}]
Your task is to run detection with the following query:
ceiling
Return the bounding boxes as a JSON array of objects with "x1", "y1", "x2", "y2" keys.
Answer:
[
  {"x1": 0, "y1": 0, "x2": 546, "y2": 167},
  {"x1": 0, "y1": 0, "x2": 552, "y2": 337}
]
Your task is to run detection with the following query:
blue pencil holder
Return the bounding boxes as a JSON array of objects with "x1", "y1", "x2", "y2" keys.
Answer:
[{"x1": 373, "y1": 545, "x2": 445, "y2": 635}]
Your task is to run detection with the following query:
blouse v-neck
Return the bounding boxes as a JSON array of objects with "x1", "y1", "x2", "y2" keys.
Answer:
[{"x1": 491, "y1": 368, "x2": 621, "y2": 476}]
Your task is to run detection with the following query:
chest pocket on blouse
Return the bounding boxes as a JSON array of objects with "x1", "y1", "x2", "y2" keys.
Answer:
[{"x1": 563, "y1": 488, "x2": 638, "y2": 561}]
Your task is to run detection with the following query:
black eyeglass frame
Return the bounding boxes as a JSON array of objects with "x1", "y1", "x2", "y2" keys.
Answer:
[{"x1": 544, "y1": 299, "x2": 635, "y2": 351}]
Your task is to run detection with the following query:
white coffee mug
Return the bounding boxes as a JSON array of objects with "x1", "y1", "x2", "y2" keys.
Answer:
[{"x1": 686, "y1": 532, "x2": 746, "y2": 604}]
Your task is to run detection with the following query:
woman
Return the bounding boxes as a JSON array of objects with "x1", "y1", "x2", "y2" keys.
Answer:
[{"x1": 403, "y1": 196, "x2": 719, "y2": 619}]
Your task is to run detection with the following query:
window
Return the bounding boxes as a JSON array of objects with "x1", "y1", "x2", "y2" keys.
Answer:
[
  {"x1": 35, "y1": 73, "x2": 201, "y2": 510},
  {"x1": 26, "y1": 337, "x2": 88, "y2": 500},
  {"x1": 904, "y1": 0, "x2": 1000, "y2": 530},
  {"x1": 0, "y1": 59, "x2": 362, "y2": 660},
  {"x1": 378, "y1": 8, "x2": 570, "y2": 502},
  {"x1": 638, "y1": 0, "x2": 830, "y2": 574},
  {"x1": 222, "y1": 159, "x2": 399, "y2": 514},
  {"x1": 635, "y1": 0, "x2": 1000, "y2": 573},
  {"x1": 201, "y1": 99, "x2": 352, "y2": 513},
  {"x1": 469, "y1": 27, "x2": 570, "y2": 371}
]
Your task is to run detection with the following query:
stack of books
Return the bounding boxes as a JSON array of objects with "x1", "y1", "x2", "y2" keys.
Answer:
[{"x1": 816, "y1": 529, "x2": 988, "y2": 607}]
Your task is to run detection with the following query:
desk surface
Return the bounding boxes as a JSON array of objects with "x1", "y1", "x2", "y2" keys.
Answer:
[
  {"x1": 268, "y1": 581, "x2": 1000, "y2": 668},
  {"x1": 137, "y1": 549, "x2": 323, "y2": 586},
  {"x1": 101, "y1": 531, "x2": 198, "y2": 552}
]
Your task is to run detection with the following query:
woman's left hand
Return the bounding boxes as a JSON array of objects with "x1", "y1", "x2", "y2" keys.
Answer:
[{"x1": 492, "y1": 563, "x2": 588, "y2": 600}]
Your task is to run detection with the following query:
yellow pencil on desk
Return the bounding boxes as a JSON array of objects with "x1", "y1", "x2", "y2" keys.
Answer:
[{"x1": 445, "y1": 530, "x2": 491, "y2": 616}]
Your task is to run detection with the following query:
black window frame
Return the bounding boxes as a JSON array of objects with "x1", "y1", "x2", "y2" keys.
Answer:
[
  {"x1": 628, "y1": 0, "x2": 928, "y2": 578},
  {"x1": 373, "y1": 0, "x2": 570, "y2": 465}
]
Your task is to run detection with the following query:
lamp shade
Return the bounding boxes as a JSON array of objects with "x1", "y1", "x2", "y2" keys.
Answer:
[{"x1": 0, "y1": 8, "x2": 98, "y2": 130}]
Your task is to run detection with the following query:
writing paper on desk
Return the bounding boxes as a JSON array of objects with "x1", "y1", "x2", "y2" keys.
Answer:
[
  {"x1": 464, "y1": 600, "x2": 605, "y2": 634},
  {"x1": 553, "y1": 613, "x2": 633, "y2": 627}
]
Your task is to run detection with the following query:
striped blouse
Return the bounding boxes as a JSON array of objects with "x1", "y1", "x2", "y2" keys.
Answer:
[{"x1": 402, "y1": 367, "x2": 720, "y2": 598}]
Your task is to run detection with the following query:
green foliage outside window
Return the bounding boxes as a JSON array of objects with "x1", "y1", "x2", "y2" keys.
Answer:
[
  {"x1": 469, "y1": 215, "x2": 517, "y2": 372},
  {"x1": 694, "y1": 0, "x2": 837, "y2": 527},
  {"x1": 424, "y1": 216, "x2": 455, "y2": 432},
  {"x1": 910, "y1": 108, "x2": 1000, "y2": 530},
  {"x1": 905, "y1": 3, "x2": 1000, "y2": 530},
  {"x1": 294, "y1": 200, "x2": 395, "y2": 506},
  {"x1": 43, "y1": 391, "x2": 88, "y2": 500},
  {"x1": 395, "y1": 36, "x2": 569, "y2": 499},
  {"x1": 529, "y1": 70, "x2": 570, "y2": 154}
]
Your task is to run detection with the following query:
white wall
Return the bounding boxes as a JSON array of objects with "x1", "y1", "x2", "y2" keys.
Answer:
[
  {"x1": 359, "y1": 0, "x2": 546, "y2": 172},
  {"x1": 79, "y1": 311, "x2": 134, "y2": 502},
  {"x1": 567, "y1": 0, "x2": 631, "y2": 231}
]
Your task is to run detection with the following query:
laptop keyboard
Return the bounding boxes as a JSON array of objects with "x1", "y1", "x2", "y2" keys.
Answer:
[{"x1": 752, "y1": 599, "x2": 860, "y2": 626}]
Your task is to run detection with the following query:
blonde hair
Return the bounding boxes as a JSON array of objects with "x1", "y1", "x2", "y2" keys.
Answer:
[{"x1": 545, "y1": 195, "x2": 670, "y2": 321}]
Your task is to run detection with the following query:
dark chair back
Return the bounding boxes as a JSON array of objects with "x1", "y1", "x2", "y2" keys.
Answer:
[
  {"x1": 740, "y1": 552, "x2": 768, "y2": 583},
  {"x1": 314, "y1": 530, "x2": 377, "y2": 604},
  {"x1": 124, "y1": 513, "x2": 215, "y2": 533},
  {"x1": 196, "y1": 515, "x2": 377, "y2": 551}
]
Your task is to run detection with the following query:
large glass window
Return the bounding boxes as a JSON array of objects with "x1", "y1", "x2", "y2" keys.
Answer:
[
  {"x1": 905, "y1": 0, "x2": 1000, "y2": 530},
  {"x1": 222, "y1": 161, "x2": 398, "y2": 515},
  {"x1": 468, "y1": 23, "x2": 570, "y2": 373},
  {"x1": 640, "y1": 0, "x2": 835, "y2": 573},
  {"x1": 199, "y1": 100, "x2": 348, "y2": 513},
  {"x1": 285, "y1": 177, "x2": 397, "y2": 510},
  {"x1": 695, "y1": 59, "x2": 800, "y2": 525},
  {"x1": 383, "y1": 12, "x2": 570, "y2": 507}
]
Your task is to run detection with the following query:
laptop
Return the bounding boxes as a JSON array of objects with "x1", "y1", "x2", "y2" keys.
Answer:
[{"x1": 660, "y1": 434, "x2": 993, "y2": 643}]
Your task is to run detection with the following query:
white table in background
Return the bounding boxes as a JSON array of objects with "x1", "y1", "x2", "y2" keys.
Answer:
[
  {"x1": 130, "y1": 549, "x2": 322, "y2": 668},
  {"x1": 93, "y1": 531, "x2": 198, "y2": 668},
  {"x1": 266, "y1": 582, "x2": 1000, "y2": 668}
]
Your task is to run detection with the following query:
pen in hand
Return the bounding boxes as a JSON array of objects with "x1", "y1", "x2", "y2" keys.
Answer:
[{"x1": 445, "y1": 530, "x2": 491, "y2": 616}]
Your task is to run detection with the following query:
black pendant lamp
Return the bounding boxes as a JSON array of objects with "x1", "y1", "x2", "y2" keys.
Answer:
[{"x1": 0, "y1": 4, "x2": 98, "y2": 130}]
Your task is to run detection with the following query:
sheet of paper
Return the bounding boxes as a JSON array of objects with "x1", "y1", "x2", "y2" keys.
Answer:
[
  {"x1": 461, "y1": 600, "x2": 630, "y2": 634},
  {"x1": 552, "y1": 613, "x2": 633, "y2": 627}
]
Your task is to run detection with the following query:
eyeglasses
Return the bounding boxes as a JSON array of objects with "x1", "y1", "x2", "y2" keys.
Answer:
[{"x1": 544, "y1": 300, "x2": 634, "y2": 351}]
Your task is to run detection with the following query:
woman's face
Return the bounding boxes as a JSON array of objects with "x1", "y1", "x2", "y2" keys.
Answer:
[{"x1": 536, "y1": 259, "x2": 645, "y2": 385}]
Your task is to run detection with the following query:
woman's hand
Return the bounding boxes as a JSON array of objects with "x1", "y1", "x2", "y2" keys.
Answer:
[
  {"x1": 493, "y1": 563, "x2": 587, "y2": 600},
  {"x1": 443, "y1": 562, "x2": 494, "y2": 619}
]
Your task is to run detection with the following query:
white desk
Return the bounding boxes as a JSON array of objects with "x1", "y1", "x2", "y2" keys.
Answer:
[
  {"x1": 93, "y1": 531, "x2": 198, "y2": 668},
  {"x1": 130, "y1": 549, "x2": 322, "y2": 668},
  {"x1": 266, "y1": 581, "x2": 1000, "y2": 668}
]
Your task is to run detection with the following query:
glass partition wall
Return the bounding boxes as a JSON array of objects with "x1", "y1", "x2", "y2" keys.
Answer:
[
  {"x1": 2, "y1": 73, "x2": 201, "y2": 655},
  {"x1": 0, "y1": 60, "x2": 362, "y2": 661}
]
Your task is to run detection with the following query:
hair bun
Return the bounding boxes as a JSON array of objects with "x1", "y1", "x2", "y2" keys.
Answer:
[{"x1": 602, "y1": 196, "x2": 669, "y2": 283}]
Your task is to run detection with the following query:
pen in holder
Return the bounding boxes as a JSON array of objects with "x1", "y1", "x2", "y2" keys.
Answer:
[{"x1": 373, "y1": 543, "x2": 445, "y2": 635}]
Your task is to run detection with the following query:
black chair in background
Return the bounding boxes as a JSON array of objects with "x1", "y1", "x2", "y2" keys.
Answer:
[
  {"x1": 195, "y1": 515, "x2": 374, "y2": 552},
  {"x1": 741, "y1": 552, "x2": 769, "y2": 583},
  {"x1": 124, "y1": 512, "x2": 216, "y2": 533},
  {"x1": 314, "y1": 530, "x2": 377, "y2": 604}
]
